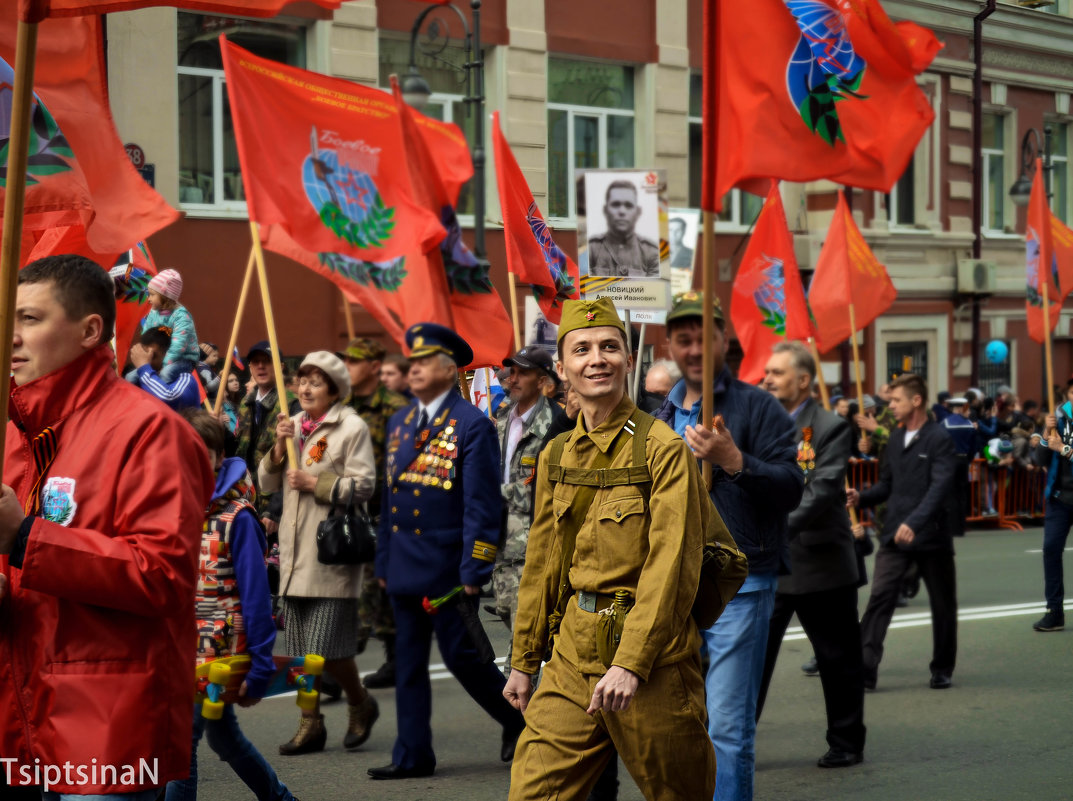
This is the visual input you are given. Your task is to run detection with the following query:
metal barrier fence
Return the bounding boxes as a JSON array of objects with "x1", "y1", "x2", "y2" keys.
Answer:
[{"x1": 846, "y1": 458, "x2": 1044, "y2": 533}]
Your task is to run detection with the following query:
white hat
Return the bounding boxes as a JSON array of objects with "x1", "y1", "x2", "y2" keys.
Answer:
[{"x1": 300, "y1": 351, "x2": 350, "y2": 400}]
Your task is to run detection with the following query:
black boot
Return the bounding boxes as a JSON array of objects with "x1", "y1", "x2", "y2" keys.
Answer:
[{"x1": 364, "y1": 637, "x2": 396, "y2": 689}]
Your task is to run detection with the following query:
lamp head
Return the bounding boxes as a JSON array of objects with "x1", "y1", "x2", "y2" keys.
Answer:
[{"x1": 401, "y1": 67, "x2": 432, "y2": 110}]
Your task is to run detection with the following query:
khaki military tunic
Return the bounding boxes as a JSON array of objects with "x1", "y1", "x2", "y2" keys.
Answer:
[
  {"x1": 588, "y1": 233, "x2": 660, "y2": 278},
  {"x1": 509, "y1": 396, "x2": 716, "y2": 801}
]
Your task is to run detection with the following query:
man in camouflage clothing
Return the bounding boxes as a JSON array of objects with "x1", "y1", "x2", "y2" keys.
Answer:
[
  {"x1": 345, "y1": 337, "x2": 409, "y2": 688},
  {"x1": 495, "y1": 345, "x2": 567, "y2": 674}
]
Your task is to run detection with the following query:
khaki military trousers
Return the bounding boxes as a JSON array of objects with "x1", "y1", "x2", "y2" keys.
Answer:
[{"x1": 508, "y1": 638, "x2": 715, "y2": 801}]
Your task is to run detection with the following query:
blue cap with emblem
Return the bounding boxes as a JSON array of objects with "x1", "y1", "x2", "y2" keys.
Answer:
[{"x1": 405, "y1": 322, "x2": 474, "y2": 367}]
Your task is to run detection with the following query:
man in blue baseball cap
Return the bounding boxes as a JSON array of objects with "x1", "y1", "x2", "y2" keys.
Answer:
[{"x1": 370, "y1": 323, "x2": 525, "y2": 779}]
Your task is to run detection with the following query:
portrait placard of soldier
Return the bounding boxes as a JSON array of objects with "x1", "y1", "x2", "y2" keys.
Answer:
[
  {"x1": 667, "y1": 207, "x2": 700, "y2": 296},
  {"x1": 576, "y1": 169, "x2": 669, "y2": 312}
]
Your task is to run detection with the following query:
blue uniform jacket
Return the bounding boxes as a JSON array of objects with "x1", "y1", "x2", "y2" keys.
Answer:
[
  {"x1": 376, "y1": 388, "x2": 503, "y2": 596},
  {"x1": 654, "y1": 368, "x2": 803, "y2": 575}
]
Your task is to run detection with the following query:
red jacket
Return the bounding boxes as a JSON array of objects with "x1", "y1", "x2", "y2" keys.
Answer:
[{"x1": 0, "y1": 345, "x2": 214, "y2": 793}]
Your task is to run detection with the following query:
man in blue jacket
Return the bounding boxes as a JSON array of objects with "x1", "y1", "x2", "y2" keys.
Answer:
[
  {"x1": 1032, "y1": 380, "x2": 1073, "y2": 631},
  {"x1": 654, "y1": 291, "x2": 802, "y2": 801},
  {"x1": 129, "y1": 327, "x2": 203, "y2": 410}
]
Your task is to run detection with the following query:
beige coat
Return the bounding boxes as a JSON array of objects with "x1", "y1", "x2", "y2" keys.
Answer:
[{"x1": 259, "y1": 402, "x2": 375, "y2": 598}]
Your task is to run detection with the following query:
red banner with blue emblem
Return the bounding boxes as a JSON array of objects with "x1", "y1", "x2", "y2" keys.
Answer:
[
  {"x1": 807, "y1": 191, "x2": 897, "y2": 353},
  {"x1": 492, "y1": 111, "x2": 579, "y2": 325},
  {"x1": 702, "y1": 0, "x2": 941, "y2": 213},
  {"x1": 221, "y1": 38, "x2": 445, "y2": 264},
  {"x1": 1026, "y1": 161, "x2": 1061, "y2": 344},
  {"x1": 19, "y1": 0, "x2": 341, "y2": 22},
  {"x1": 729, "y1": 182, "x2": 811, "y2": 383}
]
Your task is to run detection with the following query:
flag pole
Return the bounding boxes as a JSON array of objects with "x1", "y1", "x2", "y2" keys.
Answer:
[
  {"x1": 0, "y1": 20, "x2": 39, "y2": 460},
  {"x1": 507, "y1": 272, "x2": 523, "y2": 351},
  {"x1": 807, "y1": 338, "x2": 831, "y2": 410},
  {"x1": 249, "y1": 220, "x2": 298, "y2": 468},
  {"x1": 1042, "y1": 280, "x2": 1056, "y2": 414},
  {"x1": 341, "y1": 289, "x2": 355, "y2": 341},
  {"x1": 483, "y1": 367, "x2": 495, "y2": 420},
  {"x1": 847, "y1": 303, "x2": 866, "y2": 411},
  {"x1": 702, "y1": 210, "x2": 715, "y2": 488},
  {"x1": 213, "y1": 249, "x2": 255, "y2": 417},
  {"x1": 632, "y1": 323, "x2": 647, "y2": 401}
]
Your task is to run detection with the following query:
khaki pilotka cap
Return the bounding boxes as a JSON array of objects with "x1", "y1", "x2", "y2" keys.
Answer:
[
  {"x1": 556, "y1": 297, "x2": 627, "y2": 345},
  {"x1": 665, "y1": 290, "x2": 725, "y2": 325},
  {"x1": 345, "y1": 337, "x2": 386, "y2": 361}
]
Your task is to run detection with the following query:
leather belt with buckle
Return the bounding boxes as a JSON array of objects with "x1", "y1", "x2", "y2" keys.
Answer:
[{"x1": 576, "y1": 590, "x2": 613, "y2": 613}]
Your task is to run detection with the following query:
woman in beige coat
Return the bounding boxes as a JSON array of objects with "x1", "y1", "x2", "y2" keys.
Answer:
[{"x1": 259, "y1": 351, "x2": 377, "y2": 756}]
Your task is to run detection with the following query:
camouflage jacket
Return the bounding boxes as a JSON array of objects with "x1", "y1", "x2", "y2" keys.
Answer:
[
  {"x1": 869, "y1": 405, "x2": 898, "y2": 459},
  {"x1": 496, "y1": 394, "x2": 558, "y2": 563},
  {"x1": 348, "y1": 382, "x2": 409, "y2": 519},
  {"x1": 235, "y1": 386, "x2": 299, "y2": 517}
]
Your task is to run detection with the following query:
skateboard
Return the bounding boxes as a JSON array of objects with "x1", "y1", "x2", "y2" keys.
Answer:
[{"x1": 195, "y1": 654, "x2": 325, "y2": 720}]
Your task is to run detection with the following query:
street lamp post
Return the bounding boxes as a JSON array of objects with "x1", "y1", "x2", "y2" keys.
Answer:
[
  {"x1": 404, "y1": 1, "x2": 486, "y2": 259},
  {"x1": 1009, "y1": 126, "x2": 1053, "y2": 406}
]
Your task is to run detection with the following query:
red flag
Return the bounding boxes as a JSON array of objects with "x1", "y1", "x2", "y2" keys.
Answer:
[
  {"x1": 231, "y1": 347, "x2": 245, "y2": 372},
  {"x1": 1050, "y1": 211, "x2": 1073, "y2": 305},
  {"x1": 392, "y1": 83, "x2": 513, "y2": 369},
  {"x1": 1026, "y1": 161, "x2": 1060, "y2": 344},
  {"x1": 492, "y1": 111, "x2": 579, "y2": 325},
  {"x1": 0, "y1": 14, "x2": 177, "y2": 254},
  {"x1": 807, "y1": 192, "x2": 897, "y2": 353},
  {"x1": 192, "y1": 369, "x2": 209, "y2": 405},
  {"x1": 701, "y1": 0, "x2": 941, "y2": 212},
  {"x1": 221, "y1": 38, "x2": 444, "y2": 263},
  {"x1": 729, "y1": 183, "x2": 811, "y2": 383},
  {"x1": 20, "y1": 0, "x2": 341, "y2": 22}
]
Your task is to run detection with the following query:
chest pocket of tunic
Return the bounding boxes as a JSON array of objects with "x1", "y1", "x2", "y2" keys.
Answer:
[{"x1": 596, "y1": 494, "x2": 648, "y2": 565}]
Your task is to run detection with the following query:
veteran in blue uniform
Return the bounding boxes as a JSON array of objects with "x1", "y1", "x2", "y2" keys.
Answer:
[{"x1": 369, "y1": 323, "x2": 525, "y2": 780}]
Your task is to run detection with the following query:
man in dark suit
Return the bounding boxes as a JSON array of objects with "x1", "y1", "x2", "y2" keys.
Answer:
[
  {"x1": 848, "y1": 373, "x2": 958, "y2": 691},
  {"x1": 370, "y1": 323, "x2": 525, "y2": 780},
  {"x1": 755, "y1": 342, "x2": 866, "y2": 768}
]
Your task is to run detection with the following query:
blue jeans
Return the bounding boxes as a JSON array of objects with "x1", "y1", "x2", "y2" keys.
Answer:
[
  {"x1": 158, "y1": 358, "x2": 198, "y2": 384},
  {"x1": 164, "y1": 704, "x2": 293, "y2": 801},
  {"x1": 702, "y1": 583, "x2": 777, "y2": 801},
  {"x1": 1043, "y1": 498, "x2": 1073, "y2": 610},
  {"x1": 42, "y1": 793, "x2": 159, "y2": 801}
]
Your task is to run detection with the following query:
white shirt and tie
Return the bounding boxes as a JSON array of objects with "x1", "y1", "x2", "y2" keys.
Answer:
[{"x1": 502, "y1": 402, "x2": 537, "y2": 483}]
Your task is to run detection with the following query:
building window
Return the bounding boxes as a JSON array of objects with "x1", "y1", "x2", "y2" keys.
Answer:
[
  {"x1": 886, "y1": 341, "x2": 928, "y2": 384},
  {"x1": 177, "y1": 14, "x2": 306, "y2": 213},
  {"x1": 979, "y1": 340, "x2": 1011, "y2": 400},
  {"x1": 687, "y1": 73, "x2": 763, "y2": 226},
  {"x1": 1051, "y1": 122, "x2": 1069, "y2": 224},
  {"x1": 379, "y1": 36, "x2": 477, "y2": 216},
  {"x1": 981, "y1": 112, "x2": 1006, "y2": 233},
  {"x1": 1042, "y1": 0, "x2": 1071, "y2": 15},
  {"x1": 547, "y1": 58, "x2": 635, "y2": 220},
  {"x1": 886, "y1": 157, "x2": 915, "y2": 228}
]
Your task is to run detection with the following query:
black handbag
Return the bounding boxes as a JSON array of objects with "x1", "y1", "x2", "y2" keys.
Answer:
[{"x1": 315, "y1": 478, "x2": 377, "y2": 565}]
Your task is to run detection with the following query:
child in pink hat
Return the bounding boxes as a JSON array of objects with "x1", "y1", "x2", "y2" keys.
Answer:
[{"x1": 140, "y1": 268, "x2": 201, "y2": 382}]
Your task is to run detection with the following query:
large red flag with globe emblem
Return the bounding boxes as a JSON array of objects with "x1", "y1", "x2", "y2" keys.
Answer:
[
  {"x1": 701, "y1": 0, "x2": 942, "y2": 212},
  {"x1": 492, "y1": 111, "x2": 578, "y2": 325},
  {"x1": 221, "y1": 38, "x2": 444, "y2": 264},
  {"x1": 19, "y1": 0, "x2": 342, "y2": 21},
  {"x1": 0, "y1": 13, "x2": 178, "y2": 259},
  {"x1": 729, "y1": 182, "x2": 812, "y2": 383},
  {"x1": 1026, "y1": 162, "x2": 1061, "y2": 344},
  {"x1": 807, "y1": 191, "x2": 897, "y2": 353}
]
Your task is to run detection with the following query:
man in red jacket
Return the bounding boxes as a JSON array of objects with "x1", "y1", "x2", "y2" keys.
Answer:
[{"x1": 0, "y1": 255, "x2": 214, "y2": 800}]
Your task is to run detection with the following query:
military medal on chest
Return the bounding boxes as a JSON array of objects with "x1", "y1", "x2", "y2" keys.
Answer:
[
  {"x1": 797, "y1": 427, "x2": 816, "y2": 477},
  {"x1": 401, "y1": 417, "x2": 459, "y2": 490}
]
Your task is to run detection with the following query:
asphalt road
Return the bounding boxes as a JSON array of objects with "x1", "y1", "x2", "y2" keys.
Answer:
[{"x1": 193, "y1": 524, "x2": 1073, "y2": 801}]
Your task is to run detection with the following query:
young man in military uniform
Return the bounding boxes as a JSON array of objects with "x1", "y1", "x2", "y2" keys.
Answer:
[
  {"x1": 588, "y1": 181, "x2": 660, "y2": 278},
  {"x1": 504, "y1": 298, "x2": 717, "y2": 801},
  {"x1": 345, "y1": 337, "x2": 409, "y2": 688},
  {"x1": 370, "y1": 323, "x2": 525, "y2": 780},
  {"x1": 495, "y1": 345, "x2": 568, "y2": 674}
]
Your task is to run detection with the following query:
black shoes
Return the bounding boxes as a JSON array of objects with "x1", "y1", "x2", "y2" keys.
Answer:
[
  {"x1": 1033, "y1": 609, "x2": 1065, "y2": 632},
  {"x1": 501, "y1": 722, "x2": 525, "y2": 762},
  {"x1": 801, "y1": 656, "x2": 819, "y2": 676},
  {"x1": 817, "y1": 748, "x2": 863, "y2": 768},
  {"x1": 367, "y1": 763, "x2": 435, "y2": 780},
  {"x1": 862, "y1": 672, "x2": 877, "y2": 691},
  {"x1": 929, "y1": 672, "x2": 952, "y2": 690}
]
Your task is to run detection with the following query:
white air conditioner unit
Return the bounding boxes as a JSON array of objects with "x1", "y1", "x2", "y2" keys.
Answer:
[{"x1": 957, "y1": 259, "x2": 997, "y2": 294}]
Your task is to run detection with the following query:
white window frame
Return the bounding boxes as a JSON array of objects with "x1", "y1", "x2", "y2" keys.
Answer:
[
  {"x1": 176, "y1": 65, "x2": 248, "y2": 218},
  {"x1": 546, "y1": 102, "x2": 636, "y2": 225},
  {"x1": 1047, "y1": 119, "x2": 1070, "y2": 225},
  {"x1": 982, "y1": 109, "x2": 1019, "y2": 238},
  {"x1": 685, "y1": 117, "x2": 760, "y2": 232}
]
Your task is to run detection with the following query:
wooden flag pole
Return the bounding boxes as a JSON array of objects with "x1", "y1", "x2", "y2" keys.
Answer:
[
  {"x1": 483, "y1": 367, "x2": 495, "y2": 420},
  {"x1": 632, "y1": 323, "x2": 647, "y2": 402},
  {"x1": 507, "y1": 271, "x2": 523, "y2": 351},
  {"x1": 847, "y1": 304, "x2": 866, "y2": 411},
  {"x1": 213, "y1": 249, "x2": 256, "y2": 417},
  {"x1": 1042, "y1": 280, "x2": 1056, "y2": 414},
  {"x1": 248, "y1": 221, "x2": 298, "y2": 468},
  {"x1": 702, "y1": 210, "x2": 715, "y2": 488},
  {"x1": 0, "y1": 20, "x2": 39, "y2": 459},
  {"x1": 341, "y1": 290, "x2": 355, "y2": 341},
  {"x1": 807, "y1": 338, "x2": 831, "y2": 411}
]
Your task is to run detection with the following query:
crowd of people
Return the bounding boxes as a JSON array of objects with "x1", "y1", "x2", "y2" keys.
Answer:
[{"x1": 1, "y1": 256, "x2": 1071, "y2": 801}]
